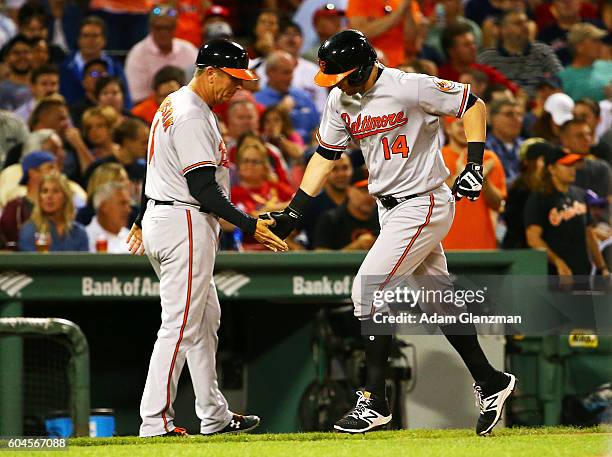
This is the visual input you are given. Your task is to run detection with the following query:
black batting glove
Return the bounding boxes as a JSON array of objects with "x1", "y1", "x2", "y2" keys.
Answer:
[
  {"x1": 259, "y1": 206, "x2": 302, "y2": 240},
  {"x1": 452, "y1": 162, "x2": 483, "y2": 201}
]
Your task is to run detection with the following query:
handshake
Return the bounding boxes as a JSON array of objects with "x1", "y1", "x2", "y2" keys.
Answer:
[
  {"x1": 258, "y1": 206, "x2": 301, "y2": 240},
  {"x1": 252, "y1": 206, "x2": 301, "y2": 252}
]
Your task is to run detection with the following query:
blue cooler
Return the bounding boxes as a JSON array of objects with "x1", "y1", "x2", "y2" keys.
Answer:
[{"x1": 45, "y1": 408, "x2": 115, "y2": 437}]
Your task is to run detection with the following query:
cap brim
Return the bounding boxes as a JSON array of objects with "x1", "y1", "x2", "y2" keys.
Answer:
[
  {"x1": 557, "y1": 153, "x2": 584, "y2": 165},
  {"x1": 220, "y1": 67, "x2": 259, "y2": 81},
  {"x1": 314, "y1": 68, "x2": 356, "y2": 87},
  {"x1": 353, "y1": 179, "x2": 368, "y2": 188}
]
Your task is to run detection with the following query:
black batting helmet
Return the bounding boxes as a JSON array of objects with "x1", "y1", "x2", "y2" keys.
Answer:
[
  {"x1": 314, "y1": 29, "x2": 377, "y2": 87},
  {"x1": 196, "y1": 39, "x2": 258, "y2": 81}
]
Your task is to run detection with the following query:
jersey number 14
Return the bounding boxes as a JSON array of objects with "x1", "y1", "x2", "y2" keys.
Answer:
[{"x1": 381, "y1": 135, "x2": 410, "y2": 160}]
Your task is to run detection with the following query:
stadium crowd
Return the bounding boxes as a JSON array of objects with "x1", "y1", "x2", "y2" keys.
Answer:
[{"x1": 0, "y1": 0, "x2": 610, "y2": 276}]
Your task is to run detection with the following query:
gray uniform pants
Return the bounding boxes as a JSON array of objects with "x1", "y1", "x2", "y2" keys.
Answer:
[
  {"x1": 352, "y1": 184, "x2": 457, "y2": 319},
  {"x1": 139, "y1": 202, "x2": 232, "y2": 436}
]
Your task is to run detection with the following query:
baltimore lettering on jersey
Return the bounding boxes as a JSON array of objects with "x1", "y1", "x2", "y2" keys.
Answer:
[{"x1": 341, "y1": 110, "x2": 408, "y2": 139}]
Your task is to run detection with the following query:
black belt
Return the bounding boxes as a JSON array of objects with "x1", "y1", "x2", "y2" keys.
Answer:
[
  {"x1": 378, "y1": 193, "x2": 421, "y2": 210},
  {"x1": 152, "y1": 199, "x2": 210, "y2": 214}
]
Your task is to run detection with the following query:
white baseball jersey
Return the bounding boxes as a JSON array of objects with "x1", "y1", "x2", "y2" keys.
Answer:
[
  {"x1": 316, "y1": 67, "x2": 471, "y2": 197},
  {"x1": 145, "y1": 86, "x2": 230, "y2": 205}
]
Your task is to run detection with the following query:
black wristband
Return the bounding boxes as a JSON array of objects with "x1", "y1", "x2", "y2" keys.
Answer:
[
  {"x1": 467, "y1": 142, "x2": 485, "y2": 165},
  {"x1": 288, "y1": 188, "x2": 314, "y2": 216}
]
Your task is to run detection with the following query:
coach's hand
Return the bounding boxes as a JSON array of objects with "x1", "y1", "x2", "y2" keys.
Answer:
[
  {"x1": 452, "y1": 162, "x2": 483, "y2": 201},
  {"x1": 126, "y1": 223, "x2": 145, "y2": 255},
  {"x1": 260, "y1": 207, "x2": 301, "y2": 240},
  {"x1": 254, "y1": 218, "x2": 289, "y2": 252}
]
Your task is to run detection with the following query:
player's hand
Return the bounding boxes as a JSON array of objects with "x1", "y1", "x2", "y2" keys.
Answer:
[
  {"x1": 555, "y1": 259, "x2": 572, "y2": 277},
  {"x1": 260, "y1": 207, "x2": 301, "y2": 240},
  {"x1": 254, "y1": 218, "x2": 289, "y2": 252},
  {"x1": 64, "y1": 127, "x2": 86, "y2": 149},
  {"x1": 126, "y1": 223, "x2": 145, "y2": 255},
  {"x1": 452, "y1": 162, "x2": 483, "y2": 201}
]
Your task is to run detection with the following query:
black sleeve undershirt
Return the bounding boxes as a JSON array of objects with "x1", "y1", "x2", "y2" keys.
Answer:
[
  {"x1": 185, "y1": 167, "x2": 257, "y2": 235},
  {"x1": 134, "y1": 161, "x2": 149, "y2": 228}
]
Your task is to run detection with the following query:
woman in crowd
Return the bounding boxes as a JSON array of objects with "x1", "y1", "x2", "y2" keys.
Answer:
[
  {"x1": 502, "y1": 138, "x2": 547, "y2": 249},
  {"x1": 260, "y1": 105, "x2": 305, "y2": 186},
  {"x1": 81, "y1": 106, "x2": 120, "y2": 160},
  {"x1": 95, "y1": 76, "x2": 134, "y2": 122},
  {"x1": 18, "y1": 173, "x2": 88, "y2": 252},
  {"x1": 524, "y1": 145, "x2": 608, "y2": 276},
  {"x1": 230, "y1": 138, "x2": 293, "y2": 250}
]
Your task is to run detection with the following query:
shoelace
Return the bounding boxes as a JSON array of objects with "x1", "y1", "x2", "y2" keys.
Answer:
[
  {"x1": 173, "y1": 427, "x2": 188, "y2": 435},
  {"x1": 347, "y1": 391, "x2": 372, "y2": 419},
  {"x1": 473, "y1": 384, "x2": 485, "y2": 413}
]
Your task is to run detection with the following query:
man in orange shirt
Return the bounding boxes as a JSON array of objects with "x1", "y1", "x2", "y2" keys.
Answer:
[
  {"x1": 131, "y1": 66, "x2": 185, "y2": 124},
  {"x1": 346, "y1": 0, "x2": 421, "y2": 67},
  {"x1": 442, "y1": 117, "x2": 507, "y2": 249}
]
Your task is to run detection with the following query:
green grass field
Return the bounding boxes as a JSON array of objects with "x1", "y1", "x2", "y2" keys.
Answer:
[{"x1": 3, "y1": 426, "x2": 611, "y2": 457}]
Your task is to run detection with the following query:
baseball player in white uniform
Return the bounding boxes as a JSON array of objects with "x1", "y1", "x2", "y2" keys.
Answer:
[
  {"x1": 263, "y1": 30, "x2": 516, "y2": 435},
  {"x1": 126, "y1": 39, "x2": 288, "y2": 438}
]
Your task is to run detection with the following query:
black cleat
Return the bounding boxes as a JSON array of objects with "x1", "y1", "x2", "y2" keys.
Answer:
[
  {"x1": 154, "y1": 426, "x2": 189, "y2": 437},
  {"x1": 473, "y1": 371, "x2": 517, "y2": 435},
  {"x1": 203, "y1": 414, "x2": 261, "y2": 435},
  {"x1": 334, "y1": 390, "x2": 392, "y2": 434}
]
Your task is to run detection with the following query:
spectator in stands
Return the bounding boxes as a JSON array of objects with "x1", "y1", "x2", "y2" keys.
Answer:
[
  {"x1": 125, "y1": 4, "x2": 197, "y2": 104},
  {"x1": 248, "y1": 10, "x2": 280, "y2": 59},
  {"x1": 59, "y1": 16, "x2": 130, "y2": 106},
  {"x1": 442, "y1": 116, "x2": 506, "y2": 250},
  {"x1": 485, "y1": 98, "x2": 525, "y2": 185},
  {"x1": 29, "y1": 37, "x2": 51, "y2": 70},
  {"x1": 0, "y1": 151, "x2": 57, "y2": 250},
  {"x1": 301, "y1": 153, "x2": 353, "y2": 249},
  {"x1": 261, "y1": 105, "x2": 305, "y2": 163},
  {"x1": 77, "y1": 162, "x2": 134, "y2": 226},
  {"x1": 559, "y1": 118, "x2": 612, "y2": 200},
  {"x1": 0, "y1": 110, "x2": 28, "y2": 167},
  {"x1": 426, "y1": 0, "x2": 481, "y2": 57},
  {"x1": 478, "y1": 10, "x2": 562, "y2": 96},
  {"x1": 303, "y1": 4, "x2": 344, "y2": 63},
  {"x1": 86, "y1": 181, "x2": 131, "y2": 253},
  {"x1": 230, "y1": 138, "x2": 293, "y2": 250},
  {"x1": 225, "y1": 99, "x2": 261, "y2": 149},
  {"x1": 131, "y1": 65, "x2": 184, "y2": 124},
  {"x1": 313, "y1": 168, "x2": 379, "y2": 250},
  {"x1": 81, "y1": 106, "x2": 119, "y2": 161},
  {"x1": 229, "y1": 131, "x2": 290, "y2": 187},
  {"x1": 559, "y1": 24, "x2": 612, "y2": 102},
  {"x1": 18, "y1": 173, "x2": 88, "y2": 252},
  {"x1": 502, "y1": 139, "x2": 548, "y2": 249},
  {"x1": 200, "y1": 5, "x2": 232, "y2": 48},
  {"x1": 69, "y1": 58, "x2": 108, "y2": 128},
  {"x1": 255, "y1": 21, "x2": 327, "y2": 112},
  {"x1": 346, "y1": 0, "x2": 420, "y2": 68},
  {"x1": 438, "y1": 23, "x2": 517, "y2": 94},
  {"x1": 255, "y1": 50, "x2": 320, "y2": 144},
  {"x1": 95, "y1": 76, "x2": 132, "y2": 122},
  {"x1": 0, "y1": 34, "x2": 33, "y2": 111},
  {"x1": 16, "y1": 3, "x2": 65, "y2": 64},
  {"x1": 532, "y1": 92, "x2": 575, "y2": 143},
  {"x1": 5, "y1": 96, "x2": 94, "y2": 181},
  {"x1": 14, "y1": 64, "x2": 59, "y2": 122},
  {"x1": 458, "y1": 68, "x2": 489, "y2": 98},
  {"x1": 574, "y1": 98, "x2": 612, "y2": 162},
  {"x1": 89, "y1": 0, "x2": 150, "y2": 51},
  {"x1": 82, "y1": 117, "x2": 148, "y2": 191},
  {"x1": 537, "y1": 0, "x2": 598, "y2": 65},
  {"x1": 524, "y1": 145, "x2": 607, "y2": 276}
]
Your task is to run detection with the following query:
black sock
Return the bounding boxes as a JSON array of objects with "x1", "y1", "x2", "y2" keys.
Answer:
[
  {"x1": 440, "y1": 322, "x2": 497, "y2": 383},
  {"x1": 364, "y1": 333, "x2": 391, "y2": 398}
]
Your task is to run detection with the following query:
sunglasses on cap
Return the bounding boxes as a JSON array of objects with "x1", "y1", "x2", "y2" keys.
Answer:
[{"x1": 151, "y1": 6, "x2": 177, "y2": 17}]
